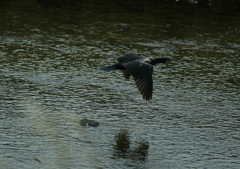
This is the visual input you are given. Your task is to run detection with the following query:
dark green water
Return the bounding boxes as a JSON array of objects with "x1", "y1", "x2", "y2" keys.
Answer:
[{"x1": 0, "y1": 0, "x2": 240, "y2": 168}]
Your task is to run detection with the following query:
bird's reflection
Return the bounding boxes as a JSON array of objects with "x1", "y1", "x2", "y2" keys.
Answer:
[{"x1": 113, "y1": 129, "x2": 149, "y2": 161}]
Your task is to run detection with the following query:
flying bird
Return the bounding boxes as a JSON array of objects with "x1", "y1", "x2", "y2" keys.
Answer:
[{"x1": 99, "y1": 53, "x2": 173, "y2": 101}]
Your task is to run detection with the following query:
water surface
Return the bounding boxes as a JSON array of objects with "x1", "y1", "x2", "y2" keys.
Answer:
[{"x1": 0, "y1": 1, "x2": 240, "y2": 169}]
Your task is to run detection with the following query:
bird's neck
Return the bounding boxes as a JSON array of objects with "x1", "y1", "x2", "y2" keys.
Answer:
[{"x1": 150, "y1": 58, "x2": 163, "y2": 65}]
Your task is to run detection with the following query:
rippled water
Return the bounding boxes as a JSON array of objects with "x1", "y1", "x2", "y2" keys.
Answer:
[{"x1": 0, "y1": 1, "x2": 240, "y2": 169}]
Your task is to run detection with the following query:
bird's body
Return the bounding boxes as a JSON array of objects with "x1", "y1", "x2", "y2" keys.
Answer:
[{"x1": 99, "y1": 53, "x2": 172, "y2": 101}]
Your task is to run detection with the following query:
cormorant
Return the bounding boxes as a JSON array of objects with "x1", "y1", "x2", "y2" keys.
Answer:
[{"x1": 99, "y1": 53, "x2": 173, "y2": 101}]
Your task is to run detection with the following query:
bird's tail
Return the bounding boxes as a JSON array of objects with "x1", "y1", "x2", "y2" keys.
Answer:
[{"x1": 98, "y1": 64, "x2": 119, "y2": 71}]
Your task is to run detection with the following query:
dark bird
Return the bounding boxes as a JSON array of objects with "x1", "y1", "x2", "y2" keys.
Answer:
[{"x1": 99, "y1": 53, "x2": 173, "y2": 101}]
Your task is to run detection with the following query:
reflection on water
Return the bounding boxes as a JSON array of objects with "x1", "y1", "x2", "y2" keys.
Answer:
[
  {"x1": 114, "y1": 130, "x2": 131, "y2": 159},
  {"x1": 113, "y1": 129, "x2": 149, "y2": 162},
  {"x1": 0, "y1": 0, "x2": 240, "y2": 169}
]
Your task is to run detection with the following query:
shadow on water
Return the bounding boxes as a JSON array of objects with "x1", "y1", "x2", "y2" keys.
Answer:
[{"x1": 0, "y1": 0, "x2": 240, "y2": 169}]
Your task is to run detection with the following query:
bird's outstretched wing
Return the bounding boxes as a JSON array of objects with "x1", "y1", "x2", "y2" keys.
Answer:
[
  {"x1": 122, "y1": 60, "x2": 153, "y2": 100},
  {"x1": 116, "y1": 53, "x2": 144, "y2": 63},
  {"x1": 121, "y1": 70, "x2": 131, "y2": 79}
]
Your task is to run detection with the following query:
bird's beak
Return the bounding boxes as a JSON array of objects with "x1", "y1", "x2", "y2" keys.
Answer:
[{"x1": 166, "y1": 60, "x2": 171, "y2": 64}]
